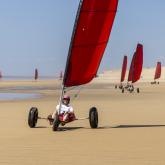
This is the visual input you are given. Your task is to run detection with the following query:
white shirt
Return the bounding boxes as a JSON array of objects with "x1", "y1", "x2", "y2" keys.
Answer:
[{"x1": 56, "y1": 104, "x2": 73, "y2": 114}]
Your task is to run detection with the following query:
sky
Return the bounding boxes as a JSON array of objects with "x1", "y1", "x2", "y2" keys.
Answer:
[{"x1": 0, "y1": 0, "x2": 165, "y2": 76}]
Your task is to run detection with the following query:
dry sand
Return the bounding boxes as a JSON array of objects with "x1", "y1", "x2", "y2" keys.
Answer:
[{"x1": 0, "y1": 68, "x2": 165, "y2": 165}]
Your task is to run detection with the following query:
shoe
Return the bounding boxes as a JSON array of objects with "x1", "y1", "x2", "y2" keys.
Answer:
[
  {"x1": 47, "y1": 115, "x2": 54, "y2": 125},
  {"x1": 61, "y1": 122, "x2": 66, "y2": 126}
]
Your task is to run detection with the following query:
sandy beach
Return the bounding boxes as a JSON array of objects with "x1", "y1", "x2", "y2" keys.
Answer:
[{"x1": 0, "y1": 68, "x2": 165, "y2": 165}]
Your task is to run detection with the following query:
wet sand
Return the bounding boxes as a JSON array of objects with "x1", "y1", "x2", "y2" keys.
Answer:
[{"x1": 0, "y1": 70, "x2": 165, "y2": 165}]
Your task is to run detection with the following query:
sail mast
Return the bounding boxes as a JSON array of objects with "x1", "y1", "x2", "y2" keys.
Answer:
[
  {"x1": 58, "y1": 0, "x2": 83, "y2": 114},
  {"x1": 63, "y1": 0, "x2": 83, "y2": 87}
]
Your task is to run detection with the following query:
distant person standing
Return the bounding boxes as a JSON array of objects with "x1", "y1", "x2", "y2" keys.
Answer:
[{"x1": 34, "y1": 69, "x2": 38, "y2": 80}]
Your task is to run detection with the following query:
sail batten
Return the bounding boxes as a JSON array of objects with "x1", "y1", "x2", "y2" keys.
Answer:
[{"x1": 73, "y1": 41, "x2": 108, "y2": 47}]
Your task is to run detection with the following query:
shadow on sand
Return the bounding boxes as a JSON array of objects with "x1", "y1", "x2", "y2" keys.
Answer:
[
  {"x1": 92, "y1": 124, "x2": 165, "y2": 129},
  {"x1": 112, "y1": 124, "x2": 165, "y2": 128},
  {"x1": 33, "y1": 126, "x2": 83, "y2": 131},
  {"x1": 58, "y1": 126, "x2": 84, "y2": 131},
  {"x1": 34, "y1": 126, "x2": 48, "y2": 128},
  {"x1": 34, "y1": 124, "x2": 165, "y2": 131}
]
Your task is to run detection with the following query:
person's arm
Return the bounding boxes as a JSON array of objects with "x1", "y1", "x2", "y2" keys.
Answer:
[
  {"x1": 52, "y1": 105, "x2": 59, "y2": 118},
  {"x1": 69, "y1": 106, "x2": 74, "y2": 113}
]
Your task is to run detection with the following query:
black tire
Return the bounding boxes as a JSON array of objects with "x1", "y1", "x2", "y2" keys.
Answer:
[
  {"x1": 129, "y1": 87, "x2": 132, "y2": 93},
  {"x1": 122, "y1": 88, "x2": 124, "y2": 93},
  {"x1": 52, "y1": 115, "x2": 60, "y2": 131},
  {"x1": 89, "y1": 107, "x2": 98, "y2": 128},
  {"x1": 158, "y1": 82, "x2": 159, "y2": 84},
  {"x1": 130, "y1": 86, "x2": 134, "y2": 93},
  {"x1": 115, "y1": 85, "x2": 117, "y2": 89},
  {"x1": 28, "y1": 107, "x2": 38, "y2": 128},
  {"x1": 137, "y1": 88, "x2": 140, "y2": 93}
]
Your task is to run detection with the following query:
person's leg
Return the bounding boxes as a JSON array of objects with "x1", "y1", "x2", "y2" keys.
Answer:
[
  {"x1": 63, "y1": 113, "x2": 69, "y2": 122},
  {"x1": 66, "y1": 113, "x2": 76, "y2": 122},
  {"x1": 52, "y1": 110, "x2": 58, "y2": 119}
]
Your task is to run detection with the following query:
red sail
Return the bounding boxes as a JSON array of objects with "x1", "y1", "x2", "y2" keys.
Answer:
[
  {"x1": 63, "y1": 0, "x2": 118, "y2": 87},
  {"x1": 127, "y1": 44, "x2": 143, "y2": 83},
  {"x1": 154, "y1": 62, "x2": 161, "y2": 80},
  {"x1": 128, "y1": 53, "x2": 135, "y2": 82},
  {"x1": 0, "y1": 71, "x2": 2, "y2": 78},
  {"x1": 120, "y1": 56, "x2": 127, "y2": 82},
  {"x1": 35, "y1": 69, "x2": 38, "y2": 80},
  {"x1": 132, "y1": 44, "x2": 143, "y2": 83}
]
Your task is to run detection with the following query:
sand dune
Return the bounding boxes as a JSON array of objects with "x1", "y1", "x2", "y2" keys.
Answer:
[
  {"x1": 0, "y1": 68, "x2": 165, "y2": 165},
  {"x1": 96, "y1": 67, "x2": 165, "y2": 83}
]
